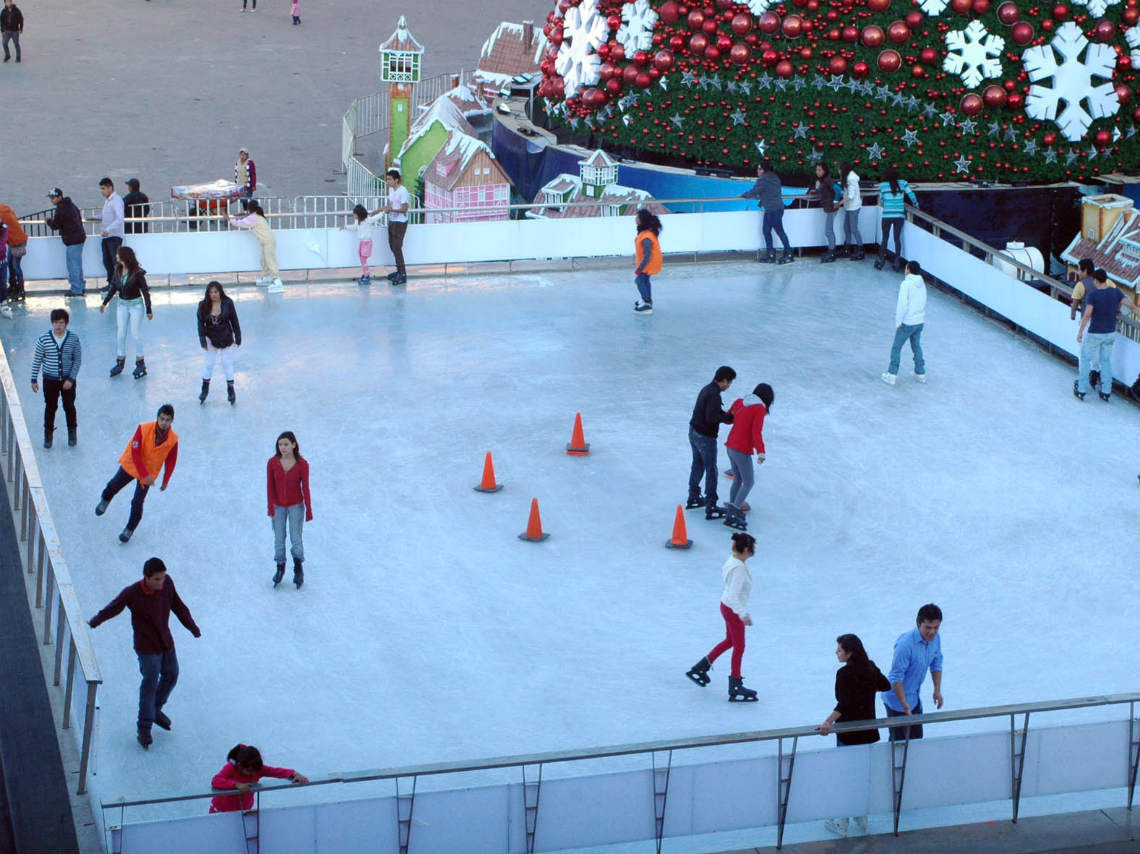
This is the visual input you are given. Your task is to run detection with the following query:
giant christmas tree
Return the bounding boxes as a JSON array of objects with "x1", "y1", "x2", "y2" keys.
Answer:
[{"x1": 535, "y1": 0, "x2": 1140, "y2": 180}]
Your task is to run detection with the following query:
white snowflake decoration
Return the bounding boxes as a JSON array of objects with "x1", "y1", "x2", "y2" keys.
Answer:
[
  {"x1": 1023, "y1": 21, "x2": 1119, "y2": 142},
  {"x1": 746, "y1": 0, "x2": 774, "y2": 14},
  {"x1": 1127, "y1": 26, "x2": 1140, "y2": 68},
  {"x1": 917, "y1": 0, "x2": 950, "y2": 15},
  {"x1": 616, "y1": 0, "x2": 658, "y2": 54},
  {"x1": 555, "y1": 0, "x2": 609, "y2": 97},
  {"x1": 1070, "y1": 0, "x2": 1121, "y2": 18},
  {"x1": 943, "y1": 21, "x2": 1005, "y2": 88}
]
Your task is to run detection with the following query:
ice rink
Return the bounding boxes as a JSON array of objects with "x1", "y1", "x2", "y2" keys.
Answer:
[{"x1": 2, "y1": 259, "x2": 1138, "y2": 822}]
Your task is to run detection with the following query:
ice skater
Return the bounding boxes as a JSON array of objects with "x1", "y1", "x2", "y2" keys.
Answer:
[
  {"x1": 1075, "y1": 268, "x2": 1138, "y2": 402},
  {"x1": 100, "y1": 246, "x2": 153, "y2": 380},
  {"x1": 340, "y1": 203, "x2": 384, "y2": 285},
  {"x1": 196, "y1": 281, "x2": 242, "y2": 404},
  {"x1": 881, "y1": 260, "x2": 926, "y2": 386},
  {"x1": 96, "y1": 404, "x2": 179, "y2": 543},
  {"x1": 874, "y1": 166, "x2": 918, "y2": 272},
  {"x1": 87, "y1": 557, "x2": 201, "y2": 749},
  {"x1": 742, "y1": 159, "x2": 792, "y2": 264},
  {"x1": 384, "y1": 169, "x2": 410, "y2": 285},
  {"x1": 722, "y1": 383, "x2": 772, "y2": 532},
  {"x1": 686, "y1": 366, "x2": 735, "y2": 520},
  {"x1": 228, "y1": 202, "x2": 283, "y2": 292},
  {"x1": 632, "y1": 208, "x2": 662, "y2": 314},
  {"x1": 837, "y1": 162, "x2": 864, "y2": 260},
  {"x1": 30, "y1": 308, "x2": 82, "y2": 449},
  {"x1": 210, "y1": 745, "x2": 309, "y2": 813},
  {"x1": 685, "y1": 532, "x2": 759, "y2": 702},
  {"x1": 267, "y1": 431, "x2": 312, "y2": 589}
]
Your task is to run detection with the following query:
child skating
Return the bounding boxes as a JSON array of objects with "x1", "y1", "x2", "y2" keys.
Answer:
[
  {"x1": 210, "y1": 745, "x2": 308, "y2": 812},
  {"x1": 632, "y1": 208, "x2": 662, "y2": 315},
  {"x1": 340, "y1": 204, "x2": 384, "y2": 285}
]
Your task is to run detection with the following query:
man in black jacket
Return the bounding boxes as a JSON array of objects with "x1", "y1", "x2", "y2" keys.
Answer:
[
  {"x1": 45, "y1": 187, "x2": 86, "y2": 296},
  {"x1": 123, "y1": 178, "x2": 150, "y2": 234},
  {"x1": 687, "y1": 365, "x2": 736, "y2": 519},
  {"x1": 1, "y1": 0, "x2": 22, "y2": 63}
]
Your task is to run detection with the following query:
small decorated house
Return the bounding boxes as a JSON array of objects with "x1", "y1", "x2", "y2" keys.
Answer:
[
  {"x1": 1060, "y1": 194, "x2": 1140, "y2": 296},
  {"x1": 423, "y1": 131, "x2": 513, "y2": 223},
  {"x1": 394, "y1": 97, "x2": 478, "y2": 202},
  {"x1": 527, "y1": 149, "x2": 668, "y2": 219},
  {"x1": 473, "y1": 21, "x2": 546, "y2": 101}
]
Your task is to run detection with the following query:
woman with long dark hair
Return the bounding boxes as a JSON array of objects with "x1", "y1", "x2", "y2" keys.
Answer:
[
  {"x1": 633, "y1": 208, "x2": 663, "y2": 314},
  {"x1": 875, "y1": 166, "x2": 919, "y2": 272},
  {"x1": 229, "y1": 202, "x2": 282, "y2": 291},
  {"x1": 267, "y1": 431, "x2": 313, "y2": 589},
  {"x1": 100, "y1": 245, "x2": 152, "y2": 379},
  {"x1": 196, "y1": 281, "x2": 242, "y2": 405},
  {"x1": 837, "y1": 162, "x2": 864, "y2": 260},
  {"x1": 814, "y1": 163, "x2": 839, "y2": 263}
]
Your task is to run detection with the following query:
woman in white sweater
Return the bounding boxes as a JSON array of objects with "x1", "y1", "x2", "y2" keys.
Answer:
[
  {"x1": 837, "y1": 162, "x2": 864, "y2": 260},
  {"x1": 685, "y1": 532, "x2": 759, "y2": 702}
]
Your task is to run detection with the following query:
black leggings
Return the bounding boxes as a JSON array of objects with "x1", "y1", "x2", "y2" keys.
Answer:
[{"x1": 880, "y1": 218, "x2": 904, "y2": 260}]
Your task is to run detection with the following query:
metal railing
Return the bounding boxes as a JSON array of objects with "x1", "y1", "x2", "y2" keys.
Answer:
[
  {"x1": 0, "y1": 347, "x2": 102, "y2": 796},
  {"x1": 101, "y1": 692, "x2": 1139, "y2": 853}
]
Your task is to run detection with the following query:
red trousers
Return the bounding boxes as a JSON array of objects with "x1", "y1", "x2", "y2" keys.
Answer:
[{"x1": 707, "y1": 602, "x2": 746, "y2": 678}]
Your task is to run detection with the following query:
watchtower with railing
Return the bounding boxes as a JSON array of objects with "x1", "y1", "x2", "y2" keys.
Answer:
[{"x1": 379, "y1": 15, "x2": 424, "y2": 171}]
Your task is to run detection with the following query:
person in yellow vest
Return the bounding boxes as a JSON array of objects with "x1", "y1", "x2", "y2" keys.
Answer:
[
  {"x1": 96, "y1": 404, "x2": 179, "y2": 543},
  {"x1": 633, "y1": 208, "x2": 663, "y2": 315}
]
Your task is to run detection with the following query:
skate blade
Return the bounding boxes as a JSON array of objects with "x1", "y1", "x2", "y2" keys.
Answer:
[
  {"x1": 685, "y1": 672, "x2": 711, "y2": 687},
  {"x1": 729, "y1": 695, "x2": 759, "y2": 702}
]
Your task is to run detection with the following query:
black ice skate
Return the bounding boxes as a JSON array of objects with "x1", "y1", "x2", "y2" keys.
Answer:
[
  {"x1": 273, "y1": 563, "x2": 285, "y2": 588},
  {"x1": 776, "y1": 250, "x2": 794, "y2": 264},
  {"x1": 227, "y1": 381, "x2": 236, "y2": 405},
  {"x1": 293, "y1": 559, "x2": 304, "y2": 589},
  {"x1": 723, "y1": 510, "x2": 747, "y2": 531},
  {"x1": 132, "y1": 359, "x2": 147, "y2": 380},
  {"x1": 1072, "y1": 380, "x2": 1085, "y2": 401},
  {"x1": 154, "y1": 711, "x2": 172, "y2": 731},
  {"x1": 686, "y1": 656, "x2": 712, "y2": 687},
  {"x1": 684, "y1": 496, "x2": 706, "y2": 510},
  {"x1": 109, "y1": 357, "x2": 126, "y2": 377},
  {"x1": 728, "y1": 676, "x2": 758, "y2": 702},
  {"x1": 705, "y1": 505, "x2": 728, "y2": 520},
  {"x1": 199, "y1": 380, "x2": 210, "y2": 404},
  {"x1": 137, "y1": 723, "x2": 153, "y2": 749}
]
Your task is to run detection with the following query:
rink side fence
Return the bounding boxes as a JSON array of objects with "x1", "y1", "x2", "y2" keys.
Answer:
[
  {"x1": 101, "y1": 693, "x2": 1140, "y2": 854},
  {"x1": 0, "y1": 347, "x2": 102, "y2": 796}
]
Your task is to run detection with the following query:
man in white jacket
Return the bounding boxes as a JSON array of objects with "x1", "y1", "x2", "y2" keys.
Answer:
[{"x1": 882, "y1": 260, "x2": 927, "y2": 385}]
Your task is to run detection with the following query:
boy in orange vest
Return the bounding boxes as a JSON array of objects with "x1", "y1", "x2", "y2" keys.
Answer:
[{"x1": 96, "y1": 404, "x2": 179, "y2": 543}]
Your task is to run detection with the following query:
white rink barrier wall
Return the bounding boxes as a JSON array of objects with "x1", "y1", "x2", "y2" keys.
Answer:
[
  {"x1": 108, "y1": 719, "x2": 1134, "y2": 853},
  {"x1": 18, "y1": 208, "x2": 1139, "y2": 384}
]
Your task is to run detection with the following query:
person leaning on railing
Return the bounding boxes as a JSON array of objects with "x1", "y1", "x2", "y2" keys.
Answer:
[{"x1": 210, "y1": 745, "x2": 308, "y2": 813}]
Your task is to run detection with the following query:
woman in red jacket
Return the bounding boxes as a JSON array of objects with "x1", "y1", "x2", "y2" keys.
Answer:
[
  {"x1": 723, "y1": 383, "x2": 773, "y2": 532},
  {"x1": 267, "y1": 431, "x2": 312, "y2": 589},
  {"x1": 210, "y1": 744, "x2": 308, "y2": 813}
]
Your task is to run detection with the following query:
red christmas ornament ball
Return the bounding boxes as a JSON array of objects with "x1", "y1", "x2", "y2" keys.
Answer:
[
  {"x1": 782, "y1": 14, "x2": 805, "y2": 37},
  {"x1": 776, "y1": 58, "x2": 795, "y2": 77},
  {"x1": 983, "y1": 84, "x2": 1008, "y2": 107},
  {"x1": 960, "y1": 93, "x2": 984, "y2": 115},
  {"x1": 607, "y1": 14, "x2": 621, "y2": 30},
  {"x1": 687, "y1": 9, "x2": 706, "y2": 29},
  {"x1": 1043, "y1": 133, "x2": 1056, "y2": 145},
  {"x1": 1051, "y1": 3, "x2": 1068, "y2": 18},
  {"x1": 758, "y1": 11, "x2": 781, "y2": 33},
  {"x1": 1010, "y1": 21, "x2": 1035, "y2": 43},
  {"x1": 599, "y1": 61, "x2": 617, "y2": 80},
  {"x1": 801, "y1": 46, "x2": 814, "y2": 58},
  {"x1": 653, "y1": 49, "x2": 675, "y2": 71},
  {"x1": 670, "y1": 34, "x2": 686, "y2": 50},
  {"x1": 972, "y1": 0, "x2": 991, "y2": 13},
  {"x1": 950, "y1": 0, "x2": 972, "y2": 13},
  {"x1": 1134, "y1": 106, "x2": 1140, "y2": 122},
  {"x1": 1006, "y1": 91, "x2": 1024, "y2": 108},
  {"x1": 868, "y1": 0, "x2": 891, "y2": 12},
  {"x1": 1094, "y1": 128, "x2": 1111, "y2": 146},
  {"x1": 660, "y1": 1, "x2": 681, "y2": 24},
  {"x1": 731, "y1": 12, "x2": 752, "y2": 33},
  {"x1": 1093, "y1": 19, "x2": 1116, "y2": 41},
  {"x1": 878, "y1": 49, "x2": 902, "y2": 72},
  {"x1": 762, "y1": 48, "x2": 780, "y2": 65},
  {"x1": 704, "y1": 44, "x2": 721, "y2": 60},
  {"x1": 716, "y1": 0, "x2": 735, "y2": 9},
  {"x1": 920, "y1": 46, "x2": 938, "y2": 64},
  {"x1": 731, "y1": 42, "x2": 752, "y2": 63},
  {"x1": 622, "y1": 64, "x2": 641, "y2": 85},
  {"x1": 633, "y1": 49, "x2": 650, "y2": 66},
  {"x1": 852, "y1": 60, "x2": 870, "y2": 77},
  {"x1": 605, "y1": 77, "x2": 622, "y2": 94},
  {"x1": 830, "y1": 54, "x2": 849, "y2": 74},
  {"x1": 689, "y1": 32, "x2": 709, "y2": 53},
  {"x1": 584, "y1": 87, "x2": 607, "y2": 108},
  {"x1": 610, "y1": 44, "x2": 626, "y2": 62},
  {"x1": 997, "y1": 1, "x2": 1020, "y2": 23},
  {"x1": 636, "y1": 71, "x2": 652, "y2": 88},
  {"x1": 888, "y1": 20, "x2": 911, "y2": 43},
  {"x1": 862, "y1": 24, "x2": 885, "y2": 47},
  {"x1": 716, "y1": 33, "x2": 733, "y2": 51},
  {"x1": 702, "y1": 18, "x2": 719, "y2": 34},
  {"x1": 1115, "y1": 83, "x2": 1132, "y2": 103},
  {"x1": 842, "y1": 24, "x2": 860, "y2": 42},
  {"x1": 1124, "y1": 7, "x2": 1139, "y2": 23},
  {"x1": 1121, "y1": 56, "x2": 1133, "y2": 70},
  {"x1": 906, "y1": 10, "x2": 924, "y2": 28}
]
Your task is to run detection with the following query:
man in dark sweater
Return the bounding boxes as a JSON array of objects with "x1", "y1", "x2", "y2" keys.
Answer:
[
  {"x1": 122, "y1": 178, "x2": 150, "y2": 234},
  {"x1": 687, "y1": 365, "x2": 736, "y2": 520},
  {"x1": 88, "y1": 557, "x2": 201, "y2": 749},
  {"x1": 44, "y1": 187, "x2": 86, "y2": 296}
]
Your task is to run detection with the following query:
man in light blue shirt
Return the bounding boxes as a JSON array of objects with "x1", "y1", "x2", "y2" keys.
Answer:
[
  {"x1": 98, "y1": 177, "x2": 125, "y2": 292},
  {"x1": 882, "y1": 602, "x2": 943, "y2": 741}
]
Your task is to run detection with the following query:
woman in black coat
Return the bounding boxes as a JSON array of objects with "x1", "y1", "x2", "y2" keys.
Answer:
[{"x1": 196, "y1": 280, "x2": 242, "y2": 405}]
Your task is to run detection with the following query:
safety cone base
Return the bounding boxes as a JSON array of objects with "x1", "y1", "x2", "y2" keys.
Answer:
[
  {"x1": 474, "y1": 484, "x2": 504, "y2": 493},
  {"x1": 566, "y1": 442, "x2": 590, "y2": 455},
  {"x1": 519, "y1": 531, "x2": 550, "y2": 542},
  {"x1": 665, "y1": 538, "x2": 693, "y2": 549}
]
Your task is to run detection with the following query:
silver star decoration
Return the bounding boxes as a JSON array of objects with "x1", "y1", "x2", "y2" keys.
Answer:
[
  {"x1": 754, "y1": 138, "x2": 769, "y2": 156},
  {"x1": 793, "y1": 122, "x2": 808, "y2": 140},
  {"x1": 569, "y1": 117, "x2": 580, "y2": 130},
  {"x1": 681, "y1": 71, "x2": 696, "y2": 87},
  {"x1": 813, "y1": 74, "x2": 828, "y2": 88},
  {"x1": 659, "y1": 76, "x2": 668, "y2": 91},
  {"x1": 842, "y1": 78, "x2": 859, "y2": 93},
  {"x1": 739, "y1": 80, "x2": 752, "y2": 96},
  {"x1": 670, "y1": 113, "x2": 684, "y2": 130},
  {"x1": 867, "y1": 142, "x2": 886, "y2": 161},
  {"x1": 1043, "y1": 148, "x2": 1058, "y2": 164},
  {"x1": 808, "y1": 148, "x2": 824, "y2": 164},
  {"x1": 1065, "y1": 149, "x2": 1079, "y2": 165},
  {"x1": 622, "y1": 114, "x2": 633, "y2": 127},
  {"x1": 1127, "y1": 125, "x2": 1137, "y2": 139},
  {"x1": 756, "y1": 73, "x2": 773, "y2": 91},
  {"x1": 774, "y1": 77, "x2": 788, "y2": 91},
  {"x1": 726, "y1": 80, "x2": 739, "y2": 94},
  {"x1": 827, "y1": 75, "x2": 844, "y2": 92},
  {"x1": 709, "y1": 76, "x2": 723, "y2": 91},
  {"x1": 959, "y1": 119, "x2": 977, "y2": 136},
  {"x1": 697, "y1": 75, "x2": 710, "y2": 90},
  {"x1": 877, "y1": 85, "x2": 892, "y2": 100},
  {"x1": 906, "y1": 96, "x2": 921, "y2": 111},
  {"x1": 940, "y1": 110, "x2": 956, "y2": 127},
  {"x1": 730, "y1": 108, "x2": 747, "y2": 126},
  {"x1": 1087, "y1": 145, "x2": 1097, "y2": 160},
  {"x1": 953, "y1": 155, "x2": 971, "y2": 174},
  {"x1": 1003, "y1": 127, "x2": 1017, "y2": 143},
  {"x1": 922, "y1": 103, "x2": 938, "y2": 118},
  {"x1": 791, "y1": 77, "x2": 807, "y2": 92},
  {"x1": 1112, "y1": 126, "x2": 1122, "y2": 143},
  {"x1": 892, "y1": 92, "x2": 907, "y2": 107},
  {"x1": 987, "y1": 121, "x2": 1001, "y2": 137},
  {"x1": 901, "y1": 128, "x2": 920, "y2": 148},
  {"x1": 618, "y1": 93, "x2": 639, "y2": 112},
  {"x1": 584, "y1": 115, "x2": 595, "y2": 129},
  {"x1": 1023, "y1": 139, "x2": 1038, "y2": 156}
]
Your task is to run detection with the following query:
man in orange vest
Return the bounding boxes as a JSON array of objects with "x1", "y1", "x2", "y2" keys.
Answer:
[{"x1": 96, "y1": 404, "x2": 179, "y2": 543}]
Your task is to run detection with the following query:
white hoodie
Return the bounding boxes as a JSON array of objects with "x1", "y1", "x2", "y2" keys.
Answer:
[
  {"x1": 720, "y1": 556, "x2": 753, "y2": 619},
  {"x1": 895, "y1": 272, "x2": 927, "y2": 327}
]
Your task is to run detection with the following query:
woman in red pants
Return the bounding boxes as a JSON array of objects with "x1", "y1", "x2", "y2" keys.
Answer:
[{"x1": 686, "y1": 532, "x2": 759, "y2": 702}]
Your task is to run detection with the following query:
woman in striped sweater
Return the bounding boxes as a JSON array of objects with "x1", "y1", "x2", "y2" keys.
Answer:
[
  {"x1": 875, "y1": 167, "x2": 919, "y2": 272},
  {"x1": 30, "y1": 308, "x2": 83, "y2": 448}
]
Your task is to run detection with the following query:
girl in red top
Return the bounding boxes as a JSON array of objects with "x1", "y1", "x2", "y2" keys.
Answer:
[
  {"x1": 633, "y1": 209, "x2": 663, "y2": 315},
  {"x1": 267, "y1": 431, "x2": 312, "y2": 589},
  {"x1": 209, "y1": 744, "x2": 308, "y2": 813},
  {"x1": 723, "y1": 383, "x2": 773, "y2": 532}
]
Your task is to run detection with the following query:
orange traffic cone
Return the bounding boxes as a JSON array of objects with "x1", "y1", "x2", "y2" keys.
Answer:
[
  {"x1": 665, "y1": 504, "x2": 692, "y2": 549},
  {"x1": 518, "y1": 498, "x2": 550, "y2": 542},
  {"x1": 473, "y1": 451, "x2": 503, "y2": 493},
  {"x1": 566, "y1": 412, "x2": 590, "y2": 455}
]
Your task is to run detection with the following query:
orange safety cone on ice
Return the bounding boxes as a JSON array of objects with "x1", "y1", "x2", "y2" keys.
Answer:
[
  {"x1": 665, "y1": 504, "x2": 692, "y2": 549},
  {"x1": 518, "y1": 498, "x2": 550, "y2": 542},
  {"x1": 473, "y1": 451, "x2": 503, "y2": 493},
  {"x1": 566, "y1": 412, "x2": 590, "y2": 455}
]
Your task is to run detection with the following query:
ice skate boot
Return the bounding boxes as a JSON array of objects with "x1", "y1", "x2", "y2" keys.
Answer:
[
  {"x1": 820, "y1": 251, "x2": 836, "y2": 263},
  {"x1": 273, "y1": 563, "x2": 285, "y2": 588},
  {"x1": 293, "y1": 559, "x2": 304, "y2": 589},
  {"x1": 68, "y1": 427, "x2": 77, "y2": 447},
  {"x1": 1072, "y1": 380, "x2": 1085, "y2": 401},
  {"x1": 723, "y1": 509, "x2": 747, "y2": 531},
  {"x1": 154, "y1": 711, "x2": 172, "y2": 731},
  {"x1": 137, "y1": 723, "x2": 153, "y2": 749},
  {"x1": 119, "y1": 528, "x2": 134, "y2": 543},
  {"x1": 758, "y1": 250, "x2": 776, "y2": 263},
  {"x1": 776, "y1": 250, "x2": 793, "y2": 264},
  {"x1": 705, "y1": 504, "x2": 728, "y2": 520},
  {"x1": 199, "y1": 380, "x2": 210, "y2": 404},
  {"x1": 109, "y1": 357, "x2": 126, "y2": 377},
  {"x1": 684, "y1": 495, "x2": 706, "y2": 510},
  {"x1": 728, "y1": 675, "x2": 758, "y2": 702},
  {"x1": 686, "y1": 656, "x2": 712, "y2": 687},
  {"x1": 132, "y1": 359, "x2": 147, "y2": 380},
  {"x1": 227, "y1": 381, "x2": 236, "y2": 405}
]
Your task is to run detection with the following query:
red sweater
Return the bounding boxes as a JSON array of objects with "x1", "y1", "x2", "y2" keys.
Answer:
[
  {"x1": 88, "y1": 577, "x2": 200, "y2": 654},
  {"x1": 266, "y1": 456, "x2": 312, "y2": 519},
  {"x1": 210, "y1": 761, "x2": 296, "y2": 813},
  {"x1": 724, "y1": 397, "x2": 767, "y2": 455}
]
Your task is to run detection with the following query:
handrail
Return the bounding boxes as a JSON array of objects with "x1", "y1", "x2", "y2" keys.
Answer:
[
  {"x1": 0, "y1": 346, "x2": 102, "y2": 796},
  {"x1": 102, "y1": 691, "x2": 1138, "y2": 809}
]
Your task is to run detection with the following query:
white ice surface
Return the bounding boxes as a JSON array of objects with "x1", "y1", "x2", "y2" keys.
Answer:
[{"x1": 2, "y1": 260, "x2": 1137, "y2": 828}]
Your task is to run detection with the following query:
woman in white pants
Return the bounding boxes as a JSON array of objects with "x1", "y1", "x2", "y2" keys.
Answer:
[
  {"x1": 100, "y1": 246, "x2": 152, "y2": 379},
  {"x1": 196, "y1": 281, "x2": 242, "y2": 405},
  {"x1": 228, "y1": 202, "x2": 283, "y2": 292}
]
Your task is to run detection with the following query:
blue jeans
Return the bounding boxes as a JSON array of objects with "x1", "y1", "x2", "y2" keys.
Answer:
[
  {"x1": 64, "y1": 243, "x2": 86, "y2": 294},
  {"x1": 687, "y1": 428, "x2": 718, "y2": 507},
  {"x1": 1078, "y1": 332, "x2": 1115, "y2": 396},
  {"x1": 102, "y1": 466, "x2": 150, "y2": 532},
  {"x1": 762, "y1": 209, "x2": 789, "y2": 253},
  {"x1": 7, "y1": 248, "x2": 23, "y2": 291},
  {"x1": 101, "y1": 236, "x2": 122, "y2": 286},
  {"x1": 0, "y1": 257, "x2": 7, "y2": 300},
  {"x1": 888, "y1": 323, "x2": 925, "y2": 375},
  {"x1": 726, "y1": 447, "x2": 754, "y2": 510},
  {"x1": 635, "y1": 272, "x2": 652, "y2": 303},
  {"x1": 886, "y1": 700, "x2": 923, "y2": 741},
  {"x1": 823, "y1": 210, "x2": 836, "y2": 252},
  {"x1": 843, "y1": 210, "x2": 862, "y2": 250},
  {"x1": 272, "y1": 503, "x2": 306, "y2": 563},
  {"x1": 137, "y1": 648, "x2": 179, "y2": 726}
]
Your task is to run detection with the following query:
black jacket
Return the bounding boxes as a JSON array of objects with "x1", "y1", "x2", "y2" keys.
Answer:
[
  {"x1": 0, "y1": 5, "x2": 22, "y2": 31},
  {"x1": 689, "y1": 381, "x2": 733, "y2": 437},
  {"x1": 89, "y1": 576, "x2": 200, "y2": 655},
  {"x1": 197, "y1": 296, "x2": 242, "y2": 348},
  {"x1": 833, "y1": 661, "x2": 891, "y2": 745},
  {"x1": 103, "y1": 267, "x2": 153, "y2": 313},
  {"x1": 122, "y1": 190, "x2": 150, "y2": 234},
  {"x1": 816, "y1": 175, "x2": 838, "y2": 213},
  {"x1": 45, "y1": 197, "x2": 86, "y2": 246}
]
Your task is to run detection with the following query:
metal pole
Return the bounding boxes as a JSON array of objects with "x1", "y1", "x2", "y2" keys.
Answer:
[
  {"x1": 1010, "y1": 711, "x2": 1030, "y2": 823},
  {"x1": 776, "y1": 736, "x2": 798, "y2": 850},
  {"x1": 522, "y1": 763, "x2": 542, "y2": 854},
  {"x1": 77, "y1": 682, "x2": 98, "y2": 795},
  {"x1": 652, "y1": 749, "x2": 672, "y2": 854},
  {"x1": 1128, "y1": 701, "x2": 1139, "y2": 811}
]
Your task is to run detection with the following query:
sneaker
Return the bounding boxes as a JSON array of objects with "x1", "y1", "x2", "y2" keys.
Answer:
[
  {"x1": 95, "y1": 499, "x2": 109, "y2": 516},
  {"x1": 881, "y1": 372, "x2": 897, "y2": 386},
  {"x1": 1073, "y1": 380, "x2": 1085, "y2": 401},
  {"x1": 824, "y1": 817, "x2": 849, "y2": 837},
  {"x1": 267, "y1": 279, "x2": 285, "y2": 293},
  {"x1": 119, "y1": 528, "x2": 133, "y2": 543},
  {"x1": 915, "y1": 373, "x2": 927, "y2": 384},
  {"x1": 633, "y1": 301, "x2": 653, "y2": 315}
]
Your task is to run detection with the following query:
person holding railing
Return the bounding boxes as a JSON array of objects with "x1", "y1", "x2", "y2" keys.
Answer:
[
  {"x1": 340, "y1": 203, "x2": 385, "y2": 285},
  {"x1": 836, "y1": 163, "x2": 864, "y2": 261},
  {"x1": 123, "y1": 178, "x2": 150, "y2": 235},
  {"x1": 742, "y1": 159, "x2": 793, "y2": 265},
  {"x1": 0, "y1": 200, "x2": 28, "y2": 300},
  {"x1": 813, "y1": 163, "x2": 839, "y2": 264},
  {"x1": 882, "y1": 603, "x2": 944, "y2": 741},
  {"x1": 44, "y1": 187, "x2": 86, "y2": 296},
  {"x1": 874, "y1": 167, "x2": 918, "y2": 273},
  {"x1": 384, "y1": 168, "x2": 410, "y2": 285},
  {"x1": 29, "y1": 308, "x2": 82, "y2": 448},
  {"x1": 228, "y1": 202, "x2": 283, "y2": 292},
  {"x1": 210, "y1": 745, "x2": 308, "y2": 813}
]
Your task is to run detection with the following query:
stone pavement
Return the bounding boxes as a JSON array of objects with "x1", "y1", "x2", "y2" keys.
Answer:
[{"x1": 0, "y1": 0, "x2": 542, "y2": 215}]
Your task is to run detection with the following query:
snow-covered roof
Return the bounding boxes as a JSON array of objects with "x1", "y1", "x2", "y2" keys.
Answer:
[
  {"x1": 400, "y1": 96, "x2": 477, "y2": 159},
  {"x1": 475, "y1": 20, "x2": 545, "y2": 80},
  {"x1": 440, "y1": 83, "x2": 492, "y2": 118},
  {"x1": 1061, "y1": 206, "x2": 1140, "y2": 290},
  {"x1": 582, "y1": 149, "x2": 617, "y2": 170},
  {"x1": 424, "y1": 130, "x2": 510, "y2": 193},
  {"x1": 379, "y1": 15, "x2": 424, "y2": 54}
]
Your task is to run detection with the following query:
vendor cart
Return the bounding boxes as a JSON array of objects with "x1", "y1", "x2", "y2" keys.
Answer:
[{"x1": 171, "y1": 180, "x2": 247, "y2": 230}]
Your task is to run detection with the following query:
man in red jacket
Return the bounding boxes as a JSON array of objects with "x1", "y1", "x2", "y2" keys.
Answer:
[{"x1": 88, "y1": 557, "x2": 201, "y2": 749}]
